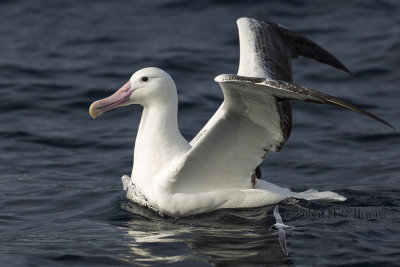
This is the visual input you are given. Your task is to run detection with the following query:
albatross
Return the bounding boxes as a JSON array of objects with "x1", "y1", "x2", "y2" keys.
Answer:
[{"x1": 89, "y1": 18, "x2": 392, "y2": 217}]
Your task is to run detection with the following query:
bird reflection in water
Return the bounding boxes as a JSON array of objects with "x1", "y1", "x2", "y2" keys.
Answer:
[{"x1": 118, "y1": 201, "x2": 294, "y2": 266}]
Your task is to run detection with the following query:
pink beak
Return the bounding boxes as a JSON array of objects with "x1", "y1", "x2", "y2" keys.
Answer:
[{"x1": 89, "y1": 81, "x2": 132, "y2": 118}]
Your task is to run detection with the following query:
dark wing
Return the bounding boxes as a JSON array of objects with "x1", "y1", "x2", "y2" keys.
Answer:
[{"x1": 217, "y1": 75, "x2": 393, "y2": 129}]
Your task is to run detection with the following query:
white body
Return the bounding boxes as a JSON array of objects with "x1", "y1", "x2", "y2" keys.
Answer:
[{"x1": 121, "y1": 68, "x2": 345, "y2": 217}]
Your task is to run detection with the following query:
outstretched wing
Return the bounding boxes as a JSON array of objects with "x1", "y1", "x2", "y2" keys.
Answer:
[
  {"x1": 274, "y1": 205, "x2": 283, "y2": 224},
  {"x1": 172, "y1": 75, "x2": 390, "y2": 193},
  {"x1": 174, "y1": 17, "x2": 390, "y2": 194},
  {"x1": 191, "y1": 17, "x2": 352, "y2": 149},
  {"x1": 278, "y1": 229, "x2": 288, "y2": 256},
  {"x1": 236, "y1": 17, "x2": 352, "y2": 81},
  {"x1": 218, "y1": 75, "x2": 392, "y2": 128}
]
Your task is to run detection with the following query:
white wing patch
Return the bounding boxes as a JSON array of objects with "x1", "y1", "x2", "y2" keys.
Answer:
[{"x1": 171, "y1": 79, "x2": 285, "y2": 194}]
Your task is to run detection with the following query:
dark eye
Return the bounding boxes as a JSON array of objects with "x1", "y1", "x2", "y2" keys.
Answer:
[{"x1": 141, "y1": 76, "x2": 148, "y2": 82}]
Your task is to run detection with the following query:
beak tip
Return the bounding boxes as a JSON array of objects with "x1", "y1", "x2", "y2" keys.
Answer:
[{"x1": 89, "y1": 102, "x2": 99, "y2": 119}]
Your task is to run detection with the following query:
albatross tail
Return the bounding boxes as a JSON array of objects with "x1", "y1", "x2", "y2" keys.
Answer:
[{"x1": 255, "y1": 180, "x2": 347, "y2": 202}]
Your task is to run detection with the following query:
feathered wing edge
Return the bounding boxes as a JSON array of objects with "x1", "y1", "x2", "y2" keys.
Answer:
[
  {"x1": 237, "y1": 17, "x2": 354, "y2": 82},
  {"x1": 225, "y1": 18, "x2": 358, "y2": 153},
  {"x1": 215, "y1": 74, "x2": 393, "y2": 129},
  {"x1": 268, "y1": 20, "x2": 353, "y2": 75},
  {"x1": 193, "y1": 18, "x2": 357, "y2": 149}
]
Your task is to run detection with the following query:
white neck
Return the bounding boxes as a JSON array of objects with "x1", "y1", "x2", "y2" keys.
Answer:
[{"x1": 131, "y1": 96, "x2": 190, "y2": 186}]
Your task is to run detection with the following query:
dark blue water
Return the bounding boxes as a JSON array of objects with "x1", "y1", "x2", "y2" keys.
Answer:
[{"x1": 1, "y1": 0, "x2": 399, "y2": 266}]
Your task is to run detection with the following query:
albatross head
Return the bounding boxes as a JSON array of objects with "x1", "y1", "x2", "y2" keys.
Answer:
[{"x1": 89, "y1": 67, "x2": 176, "y2": 118}]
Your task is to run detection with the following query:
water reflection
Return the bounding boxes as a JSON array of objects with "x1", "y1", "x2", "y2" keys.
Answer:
[{"x1": 119, "y1": 201, "x2": 292, "y2": 266}]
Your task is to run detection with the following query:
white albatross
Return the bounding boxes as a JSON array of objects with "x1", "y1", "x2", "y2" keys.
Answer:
[{"x1": 89, "y1": 18, "x2": 392, "y2": 217}]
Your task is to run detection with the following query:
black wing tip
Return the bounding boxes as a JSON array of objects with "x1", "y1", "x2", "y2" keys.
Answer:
[
  {"x1": 375, "y1": 117, "x2": 394, "y2": 129},
  {"x1": 321, "y1": 96, "x2": 394, "y2": 129},
  {"x1": 356, "y1": 113, "x2": 393, "y2": 129},
  {"x1": 242, "y1": 17, "x2": 355, "y2": 78},
  {"x1": 363, "y1": 109, "x2": 394, "y2": 129},
  {"x1": 333, "y1": 60, "x2": 354, "y2": 77},
  {"x1": 287, "y1": 32, "x2": 354, "y2": 78},
  {"x1": 363, "y1": 113, "x2": 394, "y2": 129},
  {"x1": 265, "y1": 78, "x2": 394, "y2": 130},
  {"x1": 330, "y1": 58, "x2": 355, "y2": 78},
  {"x1": 325, "y1": 98, "x2": 394, "y2": 129}
]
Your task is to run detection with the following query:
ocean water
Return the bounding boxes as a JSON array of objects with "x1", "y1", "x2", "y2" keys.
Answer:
[{"x1": 1, "y1": 0, "x2": 399, "y2": 266}]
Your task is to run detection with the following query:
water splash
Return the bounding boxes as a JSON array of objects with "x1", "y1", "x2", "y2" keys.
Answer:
[{"x1": 121, "y1": 175, "x2": 150, "y2": 208}]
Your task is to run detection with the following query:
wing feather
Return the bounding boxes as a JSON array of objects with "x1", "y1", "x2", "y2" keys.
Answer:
[
  {"x1": 278, "y1": 229, "x2": 288, "y2": 256},
  {"x1": 217, "y1": 75, "x2": 393, "y2": 129},
  {"x1": 274, "y1": 205, "x2": 283, "y2": 224},
  {"x1": 236, "y1": 17, "x2": 352, "y2": 81}
]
